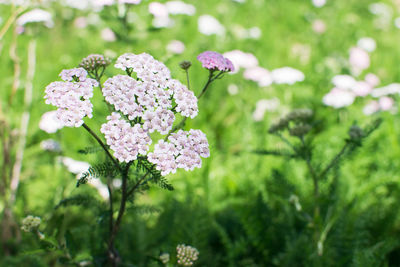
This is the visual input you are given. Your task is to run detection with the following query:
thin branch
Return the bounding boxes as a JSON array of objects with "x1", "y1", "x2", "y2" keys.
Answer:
[
  {"x1": 319, "y1": 142, "x2": 349, "y2": 179},
  {"x1": 185, "y1": 69, "x2": 191, "y2": 91},
  {"x1": 81, "y1": 123, "x2": 121, "y2": 172},
  {"x1": 0, "y1": 6, "x2": 26, "y2": 41}
]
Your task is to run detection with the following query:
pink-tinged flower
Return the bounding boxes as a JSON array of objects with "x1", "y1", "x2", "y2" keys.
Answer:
[
  {"x1": 101, "y1": 28, "x2": 116, "y2": 42},
  {"x1": 243, "y1": 67, "x2": 273, "y2": 87},
  {"x1": 148, "y1": 129, "x2": 209, "y2": 175},
  {"x1": 349, "y1": 47, "x2": 370, "y2": 74},
  {"x1": 379, "y1": 96, "x2": 394, "y2": 111},
  {"x1": 322, "y1": 88, "x2": 355, "y2": 108},
  {"x1": 363, "y1": 101, "x2": 380, "y2": 115},
  {"x1": 312, "y1": 19, "x2": 326, "y2": 34},
  {"x1": 44, "y1": 68, "x2": 98, "y2": 127},
  {"x1": 364, "y1": 73, "x2": 380, "y2": 87},
  {"x1": 197, "y1": 51, "x2": 234, "y2": 72},
  {"x1": 166, "y1": 40, "x2": 185, "y2": 54},
  {"x1": 101, "y1": 113, "x2": 152, "y2": 163},
  {"x1": 352, "y1": 81, "x2": 372, "y2": 97}
]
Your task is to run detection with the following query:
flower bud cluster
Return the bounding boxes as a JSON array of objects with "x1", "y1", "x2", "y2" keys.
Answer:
[
  {"x1": 148, "y1": 130, "x2": 210, "y2": 175},
  {"x1": 21, "y1": 215, "x2": 41, "y2": 232},
  {"x1": 159, "y1": 253, "x2": 170, "y2": 264},
  {"x1": 44, "y1": 68, "x2": 98, "y2": 127},
  {"x1": 79, "y1": 54, "x2": 111, "y2": 73},
  {"x1": 269, "y1": 108, "x2": 313, "y2": 137},
  {"x1": 348, "y1": 125, "x2": 364, "y2": 141},
  {"x1": 176, "y1": 244, "x2": 199, "y2": 266}
]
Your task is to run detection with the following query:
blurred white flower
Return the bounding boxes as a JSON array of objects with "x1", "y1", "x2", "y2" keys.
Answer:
[
  {"x1": 248, "y1": 27, "x2": 262, "y2": 39},
  {"x1": 363, "y1": 100, "x2": 380, "y2": 115},
  {"x1": 369, "y1": 2, "x2": 392, "y2": 29},
  {"x1": 332, "y1": 75, "x2": 357, "y2": 90},
  {"x1": 167, "y1": 40, "x2": 185, "y2": 54},
  {"x1": 349, "y1": 47, "x2": 370, "y2": 74},
  {"x1": 243, "y1": 67, "x2": 273, "y2": 87},
  {"x1": 17, "y1": 9, "x2": 53, "y2": 28},
  {"x1": 101, "y1": 28, "x2": 116, "y2": 42},
  {"x1": 149, "y1": 2, "x2": 169, "y2": 17},
  {"x1": 166, "y1": 1, "x2": 196, "y2": 15},
  {"x1": 59, "y1": 157, "x2": 90, "y2": 175},
  {"x1": 312, "y1": 19, "x2": 326, "y2": 34},
  {"x1": 364, "y1": 73, "x2": 380, "y2": 87},
  {"x1": 395, "y1": 17, "x2": 400, "y2": 29},
  {"x1": 152, "y1": 16, "x2": 174, "y2": 28},
  {"x1": 40, "y1": 139, "x2": 61, "y2": 152},
  {"x1": 252, "y1": 98, "x2": 280, "y2": 121},
  {"x1": 89, "y1": 178, "x2": 109, "y2": 200},
  {"x1": 119, "y1": 0, "x2": 141, "y2": 4},
  {"x1": 223, "y1": 50, "x2": 259, "y2": 73},
  {"x1": 271, "y1": 67, "x2": 305, "y2": 85},
  {"x1": 227, "y1": 84, "x2": 239, "y2": 95},
  {"x1": 39, "y1": 111, "x2": 64, "y2": 134},
  {"x1": 370, "y1": 83, "x2": 400, "y2": 97},
  {"x1": 323, "y1": 88, "x2": 355, "y2": 108},
  {"x1": 198, "y1": 15, "x2": 225, "y2": 36},
  {"x1": 357, "y1": 37, "x2": 376, "y2": 52},
  {"x1": 312, "y1": 0, "x2": 326, "y2": 7}
]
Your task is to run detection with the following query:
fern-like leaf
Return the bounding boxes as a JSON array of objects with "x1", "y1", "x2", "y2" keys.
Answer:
[{"x1": 77, "y1": 162, "x2": 118, "y2": 187}]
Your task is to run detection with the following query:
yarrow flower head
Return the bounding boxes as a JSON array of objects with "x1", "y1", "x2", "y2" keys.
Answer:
[
  {"x1": 21, "y1": 215, "x2": 41, "y2": 232},
  {"x1": 197, "y1": 51, "x2": 234, "y2": 72},
  {"x1": 44, "y1": 68, "x2": 98, "y2": 127},
  {"x1": 79, "y1": 54, "x2": 111, "y2": 73},
  {"x1": 176, "y1": 244, "x2": 199, "y2": 266},
  {"x1": 148, "y1": 129, "x2": 210, "y2": 175}
]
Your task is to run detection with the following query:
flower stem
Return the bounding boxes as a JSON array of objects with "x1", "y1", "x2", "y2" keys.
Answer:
[{"x1": 81, "y1": 123, "x2": 120, "y2": 172}]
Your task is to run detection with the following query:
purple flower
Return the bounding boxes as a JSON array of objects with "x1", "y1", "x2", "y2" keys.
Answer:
[{"x1": 197, "y1": 51, "x2": 235, "y2": 72}]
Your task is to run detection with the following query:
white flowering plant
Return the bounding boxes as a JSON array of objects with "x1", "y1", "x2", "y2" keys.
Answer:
[{"x1": 43, "y1": 51, "x2": 233, "y2": 265}]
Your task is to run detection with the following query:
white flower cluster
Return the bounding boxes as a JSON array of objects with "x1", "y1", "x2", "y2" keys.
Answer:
[
  {"x1": 148, "y1": 130, "x2": 210, "y2": 175},
  {"x1": 101, "y1": 113, "x2": 152, "y2": 162},
  {"x1": 176, "y1": 244, "x2": 199, "y2": 266},
  {"x1": 44, "y1": 68, "x2": 98, "y2": 127},
  {"x1": 21, "y1": 215, "x2": 41, "y2": 232},
  {"x1": 44, "y1": 52, "x2": 208, "y2": 176}
]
